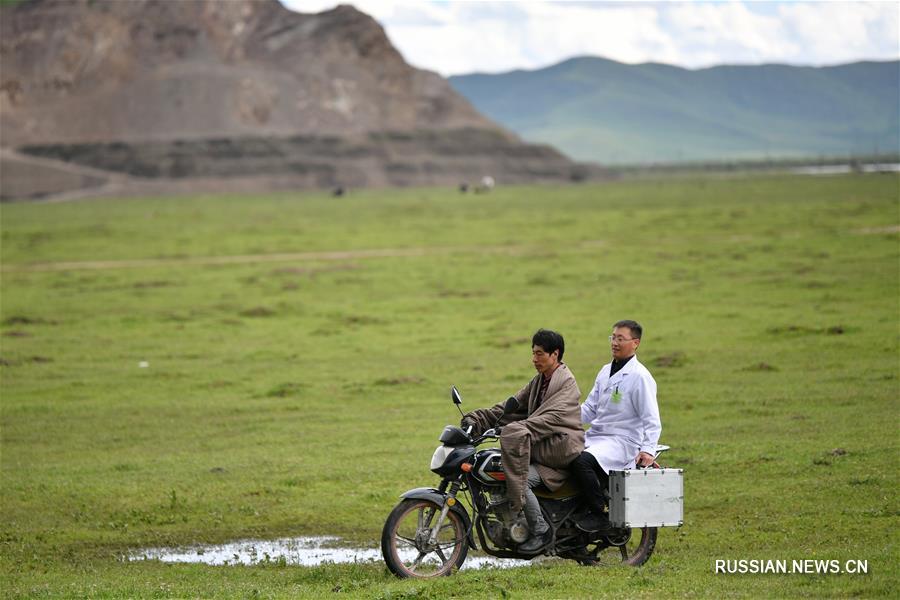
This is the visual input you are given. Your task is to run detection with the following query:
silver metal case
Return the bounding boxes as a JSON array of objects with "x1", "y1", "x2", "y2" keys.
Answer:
[{"x1": 609, "y1": 468, "x2": 683, "y2": 528}]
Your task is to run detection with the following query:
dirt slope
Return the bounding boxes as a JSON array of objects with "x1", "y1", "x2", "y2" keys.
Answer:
[
  {"x1": 0, "y1": 0, "x2": 588, "y2": 199},
  {"x1": 0, "y1": 0, "x2": 501, "y2": 145}
]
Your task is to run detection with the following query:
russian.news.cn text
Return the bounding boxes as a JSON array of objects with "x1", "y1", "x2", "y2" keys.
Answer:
[{"x1": 715, "y1": 559, "x2": 869, "y2": 575}]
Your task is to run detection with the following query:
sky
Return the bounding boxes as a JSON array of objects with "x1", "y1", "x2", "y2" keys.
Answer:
[{"x1": 280, "y1": 0, "x2": 900, "y2": 76}]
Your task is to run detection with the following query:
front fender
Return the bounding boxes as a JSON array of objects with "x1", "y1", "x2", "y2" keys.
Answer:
[{"x1": 400, "y1": 487, "x2": 477, "y2": 550}]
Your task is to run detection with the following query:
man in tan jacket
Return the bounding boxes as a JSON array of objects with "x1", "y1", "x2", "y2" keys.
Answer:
[{"x1": 462, "y1": 329, "x2": 584, "y2": 552}]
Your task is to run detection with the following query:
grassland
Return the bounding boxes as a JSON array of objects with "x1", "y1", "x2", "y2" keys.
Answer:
[{"x1": 1, "y1": 174, "x2": 898, "y2": 598}]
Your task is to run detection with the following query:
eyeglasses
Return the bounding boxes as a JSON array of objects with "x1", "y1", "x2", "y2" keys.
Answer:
[{"x1": 609, "y1": 335, "x2": 637, "y2": 343}]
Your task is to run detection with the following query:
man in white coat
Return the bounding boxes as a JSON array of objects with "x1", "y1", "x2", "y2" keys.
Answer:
[{"x1": 571, "y1": 319, "x2": 662, "y2": 532}]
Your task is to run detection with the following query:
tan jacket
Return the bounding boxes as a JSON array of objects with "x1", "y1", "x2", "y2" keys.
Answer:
[{"x1": 464, "y1": 363, "x2": 584, "y2": 513}]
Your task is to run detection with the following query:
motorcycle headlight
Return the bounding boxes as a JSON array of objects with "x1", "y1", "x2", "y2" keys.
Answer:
[{"x1": 430, "y1": 445, "x2": 454, "y2": 470}]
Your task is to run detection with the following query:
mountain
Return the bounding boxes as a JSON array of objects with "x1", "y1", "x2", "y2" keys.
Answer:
[
  {"x1": 0, "y1": 0, "x2": 500, "y2": 145},
  {"x1": 449, "y1": 56, "x2": 900, "y2": 165},
  {"x1": 0, "y1": 0, "x2": 580, "y2": 200}
]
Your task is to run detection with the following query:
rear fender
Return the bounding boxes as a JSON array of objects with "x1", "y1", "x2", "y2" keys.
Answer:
[{"x1": 400, "y1": 487, "x2": 477, "y2": 550}]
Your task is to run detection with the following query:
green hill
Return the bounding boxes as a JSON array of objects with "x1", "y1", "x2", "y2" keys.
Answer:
[{"x1": 449, "y1": 57, "x2": 899, "y2": 164}]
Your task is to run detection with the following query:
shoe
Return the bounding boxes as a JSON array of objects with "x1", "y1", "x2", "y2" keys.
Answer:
[
  {"x1": 576, "y1": 512, "x2": 612, "y2": 533},
  {"x1": 518, "y1": 528, "x2": 552, "y2": 553}
]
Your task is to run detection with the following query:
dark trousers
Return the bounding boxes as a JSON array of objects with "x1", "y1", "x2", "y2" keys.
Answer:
[{"x1": 571, "y1": 451, "x2": 609, "y2": 516}]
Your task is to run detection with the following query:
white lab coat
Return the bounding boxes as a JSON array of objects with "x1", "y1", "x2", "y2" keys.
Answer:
[{"x1": 581, "y1": 355, "x2": 661, "y2": 474}]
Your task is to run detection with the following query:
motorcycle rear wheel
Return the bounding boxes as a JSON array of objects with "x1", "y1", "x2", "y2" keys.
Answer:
[
  {"x1": 381, "y1": 498, "x2": 468, "y2": 578},
  {"x1": 588, "y1": 526, "x2": 657, "y2": 567}
]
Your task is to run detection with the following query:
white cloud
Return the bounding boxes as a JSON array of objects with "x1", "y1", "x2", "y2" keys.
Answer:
[
  {"x1": 664, "y1": 2, "x2": 800, "y2": 64},
  {"x1": 280, "y1": 0, "x2": 900, "y2": 75},
  {"x1": 778, "y1": 1, "x2": 899, "y2": 64}
]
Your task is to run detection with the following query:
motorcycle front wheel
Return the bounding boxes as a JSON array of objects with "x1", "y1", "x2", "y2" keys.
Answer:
[{"x1": 381, "y1": 498, "x2": 468, "y2": 578}]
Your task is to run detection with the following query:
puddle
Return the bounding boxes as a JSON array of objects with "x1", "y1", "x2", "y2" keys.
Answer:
[
  {"x1": 129, "y1": 536, "x2": 529, "y2": 570},
  {"x1": 791, "y1": 163, "x2": 900, "y2": 175}
]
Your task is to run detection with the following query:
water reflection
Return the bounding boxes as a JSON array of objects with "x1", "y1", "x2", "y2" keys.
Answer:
[
  {"x1": 130, "y1": 535, "x2": 529, "y2": 569},
  {"x1": 791, "y1": 163, "x2": 900, "y2": 175}
]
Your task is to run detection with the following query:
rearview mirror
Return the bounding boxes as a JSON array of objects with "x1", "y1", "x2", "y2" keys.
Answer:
[
  {"x1": 503, "y1": 396, "x2": 519, "y2": 414},
  {"x1": 451, "y1": 386, "x2": 462, "y2": 405}
]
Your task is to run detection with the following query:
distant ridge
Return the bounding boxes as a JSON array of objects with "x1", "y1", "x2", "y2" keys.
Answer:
[{"x1": 449, "y1": 56, "x2": 900, "y2": 164}]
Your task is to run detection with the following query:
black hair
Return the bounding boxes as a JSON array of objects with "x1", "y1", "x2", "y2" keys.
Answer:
[
  {"x1": 532, "y1": 329, "x2": 565, "y2": 361},
  {"x1": 613, "y1": 320, "x2": 643, "y2": 339}
]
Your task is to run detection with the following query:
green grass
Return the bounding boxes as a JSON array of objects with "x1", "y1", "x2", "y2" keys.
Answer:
[{"x1": 1, "y1": 174, "x2": 898, "y2": 598}]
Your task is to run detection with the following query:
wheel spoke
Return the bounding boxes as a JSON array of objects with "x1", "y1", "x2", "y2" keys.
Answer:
[
  {"x1": 409, "y1": 551, "x2": 428, "y2": 572},
  {"x1": 435, "y1": 545, "x2": 448, "y2": 564},
  {"x1": 422, "y1": 508, "x2": 436, "y2": 529},
  {"x1": 619, "y1": 545, "x2": 629, "y2": 560},
  {"x1": 396, "y1": 535, "x2": 417, "y2": 546}
]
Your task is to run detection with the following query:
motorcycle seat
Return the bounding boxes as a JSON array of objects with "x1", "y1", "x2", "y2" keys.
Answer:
[{"x1": 533, "y1": 478, "x2": 581, "y2": 500}]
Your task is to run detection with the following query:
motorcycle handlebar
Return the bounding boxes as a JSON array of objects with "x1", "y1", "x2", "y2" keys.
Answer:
[{"x1": 472, "y1": 428, "x2": 500, "y2": 444}]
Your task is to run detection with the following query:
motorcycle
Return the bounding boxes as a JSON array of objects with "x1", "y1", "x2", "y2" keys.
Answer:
[{"x1": 380, "y1": 386, "x2": 671, "y2": 578}]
